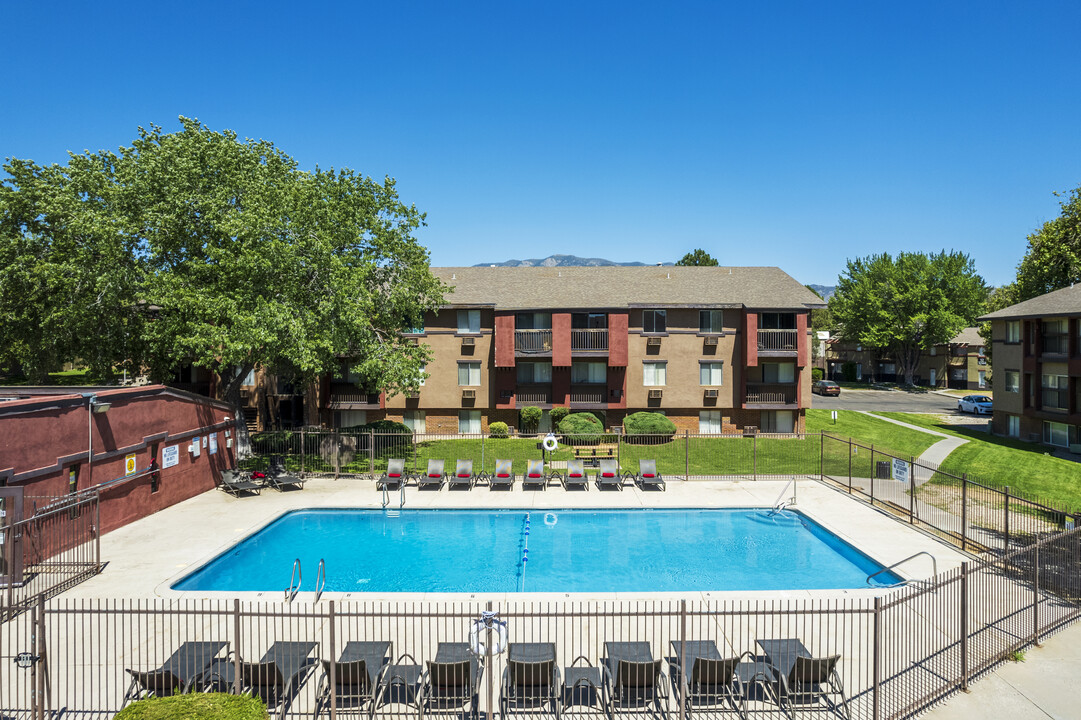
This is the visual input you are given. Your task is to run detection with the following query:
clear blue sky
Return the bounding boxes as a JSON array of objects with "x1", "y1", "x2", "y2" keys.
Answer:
[{"x1": 3, "y1": 1, "x2": 1079, "y2": 287}]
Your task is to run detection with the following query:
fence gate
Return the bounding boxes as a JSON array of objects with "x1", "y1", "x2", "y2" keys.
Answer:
[
  {"x1": 0, "y1": 594, "x2": 42, "y2": 719},
  {"x1": 1, "y1": 487, "x2": 25, "y2": 594}
]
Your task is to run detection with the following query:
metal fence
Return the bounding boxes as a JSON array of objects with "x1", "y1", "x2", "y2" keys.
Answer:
[{"x1": 2, "y1": 526, "x2": 1079, "y2": 719}]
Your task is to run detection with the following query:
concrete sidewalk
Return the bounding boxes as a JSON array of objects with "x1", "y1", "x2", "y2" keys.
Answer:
[{"x1": 858, "y1": 411, "x2": 969, "y2": 485}]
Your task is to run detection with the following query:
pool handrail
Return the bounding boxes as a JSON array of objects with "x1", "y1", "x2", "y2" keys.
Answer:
[
  {"x1": 285, "y1": 558, "x2": 302, "y2": 602},
  {"x1": 315, "y1": 559, "x2": 326, "y2": 602},
  {"x1": 867, "y1": 551, "x2": 937, "y2": 588}
]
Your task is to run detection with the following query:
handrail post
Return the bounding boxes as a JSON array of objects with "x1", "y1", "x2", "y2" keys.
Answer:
[
  {"x1": 679, "y1": 599, "x2": 687, "y2": 720},
  {"x1": 873, "y1": 596, "x2": 882, "y2": 720},
  {"x1": 961, "y1": 474, "x2": 968, "y2": 552},
  {"x1": 233, "y1": 598, "x2": 242, "y2": 696},
  {"x1": 329, "y1": 599, "x2": 337, "y2": 719},
  {"x1": 960, "y1": 562, "x2": 970, "y2": 692},
  {"x1": 1033, "y1": 542, "x2": 1041, "y2": 647}
]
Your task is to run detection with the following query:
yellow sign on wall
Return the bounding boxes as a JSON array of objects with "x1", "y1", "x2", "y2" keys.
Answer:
[{"x1": 125, "y1": 454, "x2": 137, "y2": 476}]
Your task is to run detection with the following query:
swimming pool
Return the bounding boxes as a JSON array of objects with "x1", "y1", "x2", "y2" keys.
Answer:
[{"x1": 173, "y1": 508, "x2": 902, "y2": 593}]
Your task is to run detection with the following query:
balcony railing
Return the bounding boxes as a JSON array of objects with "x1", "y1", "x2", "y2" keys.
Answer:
[
  {"x1": 515, "y1": 329, "x2": 553, "y2": 353},
  {"x1": 516, "y1": 384, "x2": 552, "y2": 404},
  {"x1": 571, "y1": 329, "x2": 608, "y2": 351},
  {"x1": 756, "y1": 329, "x2": 798, "y2": 352},
  {"x1": 327, "y1": 392, "x2": 381, "y2": 408},
  {"x1": 570, "y1": 384, "x2": 607, "y2": 404},
  {"x1": 745, "y1": 382, "x2": 797, "y2": 405},
  {"x1": 1042, "y1": 334, "x2": 1069, "y2": 355}
]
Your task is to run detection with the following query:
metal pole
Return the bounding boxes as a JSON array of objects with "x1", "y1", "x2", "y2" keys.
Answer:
[
  {"x1": 870, "y1": 444, "x2": 875, "y2": 506},
  {"x1": 873, "y1": 596, "x2": 881, "y2": 720},
  {"x1": 369, "y1": 431, "x2": 376, "y2": 480},
  {"x1": 684, "y1": 431, "x2": 689, "y2": 481},
  {"x1": 678, "y1": 599, "x2": 687, "y2": 720},
  {"x1": 334, "y1": 429, "x2": 341, "y2": 479},
  {"x1": 1004, "y1": 486, "x2": 1011, "y2": 557},
  {"x1": 819, "y1": 432, "x2": 824, "y2": 480},
  {"x1": 329, "y1": 600, "x2": 337, "y2": 719},
  {"x1": 486, "y1": 601, "x2": 495, "y2": 720},
  {"x1": 86, "y1": 398, "x2": 93, "y2": 489},
  {"x1": 752, "y1": 434, "x2": 757, "y2": 480},
  {"x1": 94, "y1": 491, "x2": 101, "y2": 572},
  {"x1": 300, "y1": 427, "x2": 305, "y2": 474},
  {"x1": 233, "y1": 599, "x2": 242, "y2": 695},
  {"x1": 960, "y1": 562, "x2": 970, "y2": 692},
  {"x1": 909, "y1": 455, "x2": 916, "y2": 524},
  {"x1": 31, "y1": 593, "x2": 40, "y2": 720},
  {"x1": 848, "y1": 437, "x2": 853, "y2": 493},
  {"x1": 1033, "y1": 543, "x2": 1041, "y2": 647},
  {"x1": 961, "y1": 474, "x2": 968, "y2": 552}
]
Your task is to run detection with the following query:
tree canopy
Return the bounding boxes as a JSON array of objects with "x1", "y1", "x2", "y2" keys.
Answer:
[
  {"x1": 1014, "y1": 186, "x2": 1081, "y2": 301},
  {"x1": 0, "y1": 118, "x2": 446, "y2": 405},
  {"x1": 674, "y1": 248, "x2": 718, "y2": 266},
  {"x1": 829, "y1": 251, "x2": 987, "y2": 385}
]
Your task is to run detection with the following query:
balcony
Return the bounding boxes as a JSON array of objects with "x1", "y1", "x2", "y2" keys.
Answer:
[
  {"x1": 327, "y1": 392, "x2": 381, "y2": 410},
  {"x1": 515, "y1": 329, "x2": 552, "y2": 354},
  {"x1": 745, "y1": 382, "x2": 798, "y2": 407},
  {"x1": 756, "y1": 329, "x2": 798, "y2": 354},
  {"x1": 571, "y1": 329, "x2": 609, "y2": 352},
  {"x1": 569, "y1": 384, "x2": 607, "y2": 406},
  {"x1": 516, "y1": 384, "x2": 552, "y2": 404}
]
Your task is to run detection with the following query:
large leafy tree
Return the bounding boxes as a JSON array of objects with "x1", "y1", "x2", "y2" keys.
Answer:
[
  {"x1": 829, "y1": 251, "x2": 988, "y2": 385},
  {"x1": 1015, "y1": 186, "x2": 1081, "y2": 300},
  {"x1": 675, "y1": 248, "x2": 718, "y2": 266},
  {"x1": 0, "y1": 118, "x2": 445, "y2": 410}
]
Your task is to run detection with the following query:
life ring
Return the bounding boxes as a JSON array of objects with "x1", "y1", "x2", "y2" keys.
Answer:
[
  {"x1": 469, "y1": 611, "x2": 509, "y2": 657},
  {"x1": 542, "y1": 433, "x2": 559, "y2": 452},
  {"x1": 544, "y1": 512, "x2": 558, "y2": 527}
]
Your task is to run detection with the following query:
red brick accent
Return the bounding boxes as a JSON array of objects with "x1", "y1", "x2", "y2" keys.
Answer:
[
  {"x1": 552, "y1": 365, "x2": 570, "y2": 406},
  {"x1": 494, "y1": 313, "x2": 516, "y2": 368},
  {"x1": 744, "y1": 311, "x2": 758, "y2": 367},
  {"x1": 608, "y1": 312, "x2": 629, "y2": 366},
  {"x1": 797, "y1": 312, "x2": 809, "y2": 366},
  {"x1": 494, "y1": 368, "x2": 516, "y2": 410},
  {"x1": 607, "y1": 366, "x2": 627, "y2": 408},
  {"x1": 552, "y1": 313, "x2": 572, "y2": 367}
]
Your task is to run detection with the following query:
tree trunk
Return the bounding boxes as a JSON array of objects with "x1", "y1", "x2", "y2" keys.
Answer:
[{"x1": 220, "y1": 364, "x2": 255, "y2": 460}]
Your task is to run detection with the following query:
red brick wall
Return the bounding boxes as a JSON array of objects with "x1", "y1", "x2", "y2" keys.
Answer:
[
  {"x1": 552, "y1": 313, "x2": 572, "y2": 367},
  {"x1": 608, "y1": 312, "x2": 629, "y2": 366},
  {"x1": 494, "y1": 313, "x2": 516, "y2": 368}
]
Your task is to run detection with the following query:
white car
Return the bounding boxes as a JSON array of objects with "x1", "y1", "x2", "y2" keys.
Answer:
[{"x1": 957, "y1": 395, "x2": 993, "y2": 415}]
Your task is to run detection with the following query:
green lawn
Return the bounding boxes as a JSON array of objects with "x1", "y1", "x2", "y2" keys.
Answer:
[
  {"x1": 873, "y1": 412, "x2": 1081, "y2": 510},
  {"x1": 806, "y1": 409, "x2": 939, "y2": 459}
]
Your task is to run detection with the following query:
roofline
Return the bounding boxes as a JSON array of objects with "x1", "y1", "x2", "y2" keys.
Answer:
[{"x1": 0, "y1": 384, "x2": 233, "y2": 417}]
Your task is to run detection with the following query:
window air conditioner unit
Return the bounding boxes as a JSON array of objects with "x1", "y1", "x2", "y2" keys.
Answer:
[
  {"x1": 704, "y1": 389, "x2": 719, "y2": 398},
  {"x1": 647, "y1": 337, "x2": 662, "y2": 346},
  {"x1": 462, "y1": 336, "x2": 475, "y2": 346},
  {"x1": 462, "y1": 389, "x2": 476, "y2": 399},
  {"x1": 648, "y1": 388, "x2": 663, "y2": 399},
  {"x1": 704, "y1": 336, "x2": 719, "y2": 346}
]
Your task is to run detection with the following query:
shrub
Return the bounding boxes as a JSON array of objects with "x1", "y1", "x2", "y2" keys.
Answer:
[
  {"x1": 558, "y1": 412, "x2": 604, "y2": 445},
  {"x1": 623, "y1": 412, "x2": 677, "y2": 444},
  {"x1": 340, "y1": 419, "x2": 413, "y2": 456},
  {"x1": 841, "y1": 362, "x2": 858, "y2": 382},
  {"x1": 550, "y1": 405, "x2": 569, "y2": 427},
  {"x1": 518, "y1": 406, "x2": 542, "y2": 434},
  {"x1": 114, "y1": 693, "x2": 268, "y2": 720},
  {"x1": 488, "y1": 421, "x2": 509, "y2": 438},
  {"x1": 812, "y1": 367, "x2": 824, "y2": 382}
]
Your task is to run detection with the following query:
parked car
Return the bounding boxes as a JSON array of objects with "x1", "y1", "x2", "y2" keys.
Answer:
[
  {"x1": 813, "y1": 380, "x2": 841, "y2": 396},
  {"x1": 957, "y1": 395, "x2": 993, "y2": 414}
]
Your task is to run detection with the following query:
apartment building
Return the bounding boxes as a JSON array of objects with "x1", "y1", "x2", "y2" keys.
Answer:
[
  {"x1": 824, "y1": 328, "x2": 986, "y2": 389},
  {"x1": 316, "y1": 266, "x2": 824, "y2": 434},
  {"x1": 980, "y1": 284, "x2": 1081, "y2": 451}
]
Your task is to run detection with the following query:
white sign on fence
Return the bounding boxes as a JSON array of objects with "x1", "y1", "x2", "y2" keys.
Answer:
[
  {"x1": 209, "y1": 433, "x2": 218, "y2": 455},
  {"x1": 892, "y1": 458, "x2": 909, "y2": 483},
  {"x1": 162, "y1": 445, "x2": 180, "y2": 469}
]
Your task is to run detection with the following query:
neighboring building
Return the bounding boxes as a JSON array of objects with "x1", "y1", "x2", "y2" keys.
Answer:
[
  {"x1": 824, "y1": 328, "x2": 986, "y2": 389},
  {"x1": 312, "y1": 266, "x2": 825, "y2": 434},
  {"x1": 980, "y1": 284, "x2": 1081, "y2": 451}
]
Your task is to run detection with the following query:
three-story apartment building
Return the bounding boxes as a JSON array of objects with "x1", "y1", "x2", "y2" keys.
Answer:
[
  {"x1": 980, "y1": 283, "x2": 1081, "y2": 451},
  {"x1": 317, "y1": 266, "x2": 824, "y2": 434}
]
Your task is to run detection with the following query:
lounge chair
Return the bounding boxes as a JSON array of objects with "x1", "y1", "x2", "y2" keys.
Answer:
[
  {"x1": 264, "y1": 456, "x2": 306, "y2": 491},
  {"x1": 373, "y1": 653, "x2": 424, "y2": 716},
  {"x1": 208, "y1": 641, "x2": 318, "y2": 719},
  {"x1": 449, "y1": 459, "x2": 477, "y2": 489},
  {"x1": 419, "y1": 642, "x2": 483, "y2": 719},
  {"x1": 377, "y1": 458, "x2": 411, "y2": 490},
  {"x1": 596, "y1": 459, "x2": 628, "y2": 490},
  {"x1": 501, "y1": 643, "x2": 560, "y2": 718},
  {"x1": 219, "y1": 469, "x2": 262, "y2": 496},
  {"x1": 635, "y1": 459, "x2": 666, "y2": 490},
  {"x1": 121, "y1": 640, "x2": 227, "y2": 706},
  {"x1": 489, "y1": 459, "x2": 516, "y2": 490},
  {"x1": 756, "y1": 638, "x2": 851, "y2": 720},
  {"x1": 312, "y1": 640, "x2": 391, "y2": 718},
  {"x1": 668, "y1": 640, "x2": 752, "y2": 719},
  {"x1": 562, "y1": 459, "x2": 590, "y2": 490},
  {"x1": 417, "y1": 459, "x2": 447, "y2": 489},
  {"x1": 602, "y1": 641, "x2": 670, "y2": 718},
  {"x1": 522, "y1": 459, "x2": 548, "y2": 490}
]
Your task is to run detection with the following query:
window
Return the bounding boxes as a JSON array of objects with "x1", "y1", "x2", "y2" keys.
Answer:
[
  {"x1": 1043, "y1": 421, "x2": 1069, "y2": 448},
  {"x1": 699, "y1": 410, "x2": 723, "y2": 434},
  {"x1": 337, "y1": 410, "x2": 367, "y2": 428},
  {"x1": 762, "y1": 362, "x2": 795, "y2": 383},
  {"x1": 978, "y1": 371, "x2": 986, "y2": 389},
  {"x1": 404, "y1": 318, "x2": 425, "y2": 334},
  {"x1": 699, "y1": 310, "x2": 724, "y2": 334},
  {"x1": 643, "y1": 361, "x2": 667, "y2": 386},
  {"x1": 515, "y1": 312, "x2": 552, "y2": 330},
  {"x1": 1004, "y1": 370, "x2": 1020, "y2": 393},
  {"x1": 1042, "y1": 374, "x2": 1068, "y2": 409},
  {"x1": 1007, "y1": 415, "x2": 1020, "y2": 438},
  {"x1": 403, "y1": 410, "x2": 426, "y2": 434},
  {"x1": 1005, "y1": 320, "x2": 1021, "y2": 343},
  {"x1": 457, "y1": 309, "x2": 481, "y2": 334},
  {"x1": 761, "y1": 410, "x2": 795, "y2": 433},
  {"x1": 572, "y1": 313, "x2": 607, "y2": 329},
  {"x1": 571, "y1": 362, "x2": 606, "y2": 384},
  {"x1": 700, "y1": 362, "x2": 724, "y2": 386},
  {"x1": 1043, "y1": 318, "x2": 1068, "y2": 354},
  {"x1": 459, "y1": 410, "x2": 481, "y2": 434},
  {"x1": 643, "y1": 310, "x2": 667, "y2": 334},
  {"x1": 759, "y1": 313, "x2": 796, "y2": 330},
  {"x1": 458, "y1": 362, "x2": 481, "y2": 386},
  {"x1": 517, "y1": 361, "x2": 553, "y2": 384}
]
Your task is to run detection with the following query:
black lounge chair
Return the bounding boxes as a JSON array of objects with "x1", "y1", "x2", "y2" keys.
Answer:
[
  {"x1": 489, "y1": 459, "x2": 516, "y2": 490},
  {"x1": 417, "y1": 459, "x2": 447, "y2": 489},
  {"x1": 313, "y1": 640, "x2": 391, "y2": 718},
  {"x1": 562, "y1": 459, "x2": 590, "y2": 490},
  {"x1": 449, "y1": 459, "x2": 477, "y2": 489},
  {"x1": 377, "y1": 458, "x2": 411, "y2": 490},
  {"x1": 209, "y1": 640, "x2": 318, "y2": 719},
  {"x1": 596, "y1": 459, "x2": 628, "y2": 490},
  {"x1": 121, "y1": 640, "x2": 227, "y2": 706},
  {"x1": 668, "y1": 640, "x2": 752, "y2": 720},
  {"x1": 219, "y1": 469, "x2": 262, "y2": 496},
  {"x1": 756, "y1": 638, "x2": 851, "y2": 720},
  {"x1": 522, "y1": 459, "x2": 548, "y2": 490},
  {"x1": 419, "y1": 642, "x2": 483, "y2": 719},
  {"x1": 264, "y1": 456, "x2": 306, "y2": 491},
  {"x1": 373, "y1": 653, "x2": 424, "y2": 716},
  {"x1": 501, "y1": 643, "x2": 560, "y2": 719},
  {"x1": 602, "y1": 641, "x2": 670, "y2": 718},
  {"x1": 635, "y1": 459, "x2": 666, "y2": 490}
]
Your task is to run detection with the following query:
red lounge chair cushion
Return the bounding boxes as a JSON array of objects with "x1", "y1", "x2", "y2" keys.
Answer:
[
  {"x1": 428, "y1": 473, "x2": 441, "y2": 478},
  {"x1": 457, "y1": 473, "x2": 471, "y2": 478},
  {"x1": 497, "y1": 473, "x2": 510, "y2": 478},
  {"x1": 570, "y1": 473, "x2": 584, "y2": 478},
  {"x1": 602, "y1": 472, "x2": 615, "y2": 478},
  {"x1": 643, "y1": 473, "x2": 656, "y2": 478},
  {"x1": 528, "y1": 473, "x2": 542, "y2": 478},
  {"x1": 389, "y1": 473, "x2": 400, "y2": 478}
]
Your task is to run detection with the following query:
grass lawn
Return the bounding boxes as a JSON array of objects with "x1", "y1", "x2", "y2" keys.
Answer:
[
  {"x1": 806, "y1": 409, "x2": 939, "y2": 459},
  {"x1": 874, "y1": 412, "x2": 1080, "y2": 510}
]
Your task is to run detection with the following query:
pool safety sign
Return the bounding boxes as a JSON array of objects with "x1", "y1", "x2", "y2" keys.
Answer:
[
  {"x1": 162, "y1": 445, "x2": 180, "y2": 469},
  {"x1": 209, "y1": 433, "x2": 218, "y2": 455},
  {"x1": 124, "y1": 453, "x2": 137, "y2": 476},
  {"x1": 892, "y1": 458, "x2": 909, "y2": 483}
]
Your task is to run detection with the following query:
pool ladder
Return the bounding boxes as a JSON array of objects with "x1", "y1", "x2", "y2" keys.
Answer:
[
  {"x1": 382, "y1": 481, "x2": 406, "y2": 512},
  {"x1": 285, "y1": 558, "x2": 327, "y2": 602},
  {"x1": 767, "y1": 480, "x2": 797, "y2": 516},
  {"x1": 867, "y1": 551, "x2": 938, "y2": 589},
  {"x1": 314, "y1": 559, "x2": 326, "y2": 602}
]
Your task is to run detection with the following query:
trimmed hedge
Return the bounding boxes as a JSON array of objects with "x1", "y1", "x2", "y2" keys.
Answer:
[
  {"x1": 114, "y1": 693, "x2": 268, "y2": 720},
  {"x1": 488, "y1": 421, "x2": 509, "y2": 438},
  {"x1": 558, "y1": 412, "x2": 604, "y2": 445},
  {"x1": 812, "y1": 367, "x2": 825, "y2": 382},
  {"x1": 622, "y1": 412, "x2": 677, "y2": 444},
  {"x1": 550, "y1": 406, "x2": 569, "y2": 427},
  {"x1": 518, "y1": 406, "x2": 542, "y2": 434}
]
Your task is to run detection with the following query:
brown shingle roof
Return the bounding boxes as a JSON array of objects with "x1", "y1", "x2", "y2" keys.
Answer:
[
  {"x1": 432, "y1": 266, "x2": 825, "y2": 311},
  {"x1": 979, "y1": 283, "x2": 1081, "y2": 321},
  {"x1": 949, "y1": 327, "x2": 984, "y2": 346}
]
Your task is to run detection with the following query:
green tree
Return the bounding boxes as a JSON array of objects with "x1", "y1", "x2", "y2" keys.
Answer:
[
  {"x1": 674, "y1": 248, "x2": 718, "y2": 266},
  {"x1": 829, "y1": 251, "x2": 987, "y2": 385},
  {"x1": 1015, "y1": 186, "x2": 1081, "y2": 300}
]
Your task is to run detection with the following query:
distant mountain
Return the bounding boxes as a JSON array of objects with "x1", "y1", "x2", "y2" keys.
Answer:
[
  {"x1": 475, "y1": 254, "x2": 672, "y2": 268},
  {"x1": 807, "y1": 284, "x2": 836, "y2": 300}
]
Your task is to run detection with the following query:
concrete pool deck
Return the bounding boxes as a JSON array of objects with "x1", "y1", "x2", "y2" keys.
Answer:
[{"x1": 69, "y1": 475, "x2": 969, "y2": 600}]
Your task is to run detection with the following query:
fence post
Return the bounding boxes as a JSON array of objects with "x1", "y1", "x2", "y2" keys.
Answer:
[
  {"x1": 1004, "y1": 486, "x2": 1011, "y2": 557},
  {"x1": 31, "y1": 593, "x2": 43, "y2": 720},
  {"x1": 334, "y1": 430, "x2": 341, "y2": 479},
  {"x1": 819, "y1": 432, "x2": 824, "y2": 479},
  {"x1": 873, "y1": 595, "x2": 881, "y2": 720},
  {"x1": 909, "y1": 455, "x2": 916, "y2": 524},
  {"x1": 752, "y1": 434, "x2": 757, "y2": 481},
  {"x1": 233, "y1": 598, "x2": 242, "y2": 695},
  {"x1": 848, "y1": 437, "x2": 853, "y2": 493},
  {"x1": 960, "y1": 562, "x2": 970, "y2": 692},
  {"x1": 482, "y1": 433, "x2": 486, "y2": 476},
  {"x1": 329, "y1": 600, "x2": 337, "y2": 718},
  {"x1": 369, "y1": 431, "x2": 375, "y2": 479},
  {"x1": 684, "y1": 431, "x2": 689, "y2": 481},
  {"x1": 300, "y1": 428, "x2": 305, "y2": 474},
  {"x1": 679, "y1": 599, "x2": 687, "y2": 720},
  {"x1": 1033, "y1": 542, "x2": 1041, "y2": 647},
  {"x1": 94, "y1": 490, "x2": 102, "y2": 572},
  {"x1": 870, "y1": 444, "x2": 875, "y2": 506},
  {"x1": 486, "y1": 600, "x2": 495, "y2": 720},
  {"x1": 961, "y1": 474, "x2": 968, "y2": 552}
]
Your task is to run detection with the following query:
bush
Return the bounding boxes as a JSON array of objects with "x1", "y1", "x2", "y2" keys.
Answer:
[
  {"x1": 114, "y1": 693, "x2": 268, "y2": 720},
  {"x1": 841, "y1": 362, "x2": 858, "y2": 382},
  {"x1": 518, "y1": 406, "x2": 542, "y2": 434},
  {"x1": 340, "y1": 419, "x2": 413, "y2": 456},
  {"x1": 550, "y1": 405, "x2": 569, "y2": 427},
  {"x1": 488, "y1": 421, "x2": 509, "y2": 438},
  {"x1": 811, "y1": 367, "x2": 824, "y2": 382},
  {"x1": 558, "y1": 412, "x2": 604, "y2": 445},
  {"x1": 623, "y1": 412, "x2": 677, "y2": 444}
]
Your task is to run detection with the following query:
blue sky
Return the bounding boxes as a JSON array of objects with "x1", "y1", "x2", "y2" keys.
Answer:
[{"x1": 3, "y1": 1, "x2": 1079, "y2": 287}]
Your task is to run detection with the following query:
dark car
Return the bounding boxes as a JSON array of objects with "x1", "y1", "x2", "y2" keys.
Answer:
[{"x1": 813, "y1": 380, "x2": 841, "y2": 396}]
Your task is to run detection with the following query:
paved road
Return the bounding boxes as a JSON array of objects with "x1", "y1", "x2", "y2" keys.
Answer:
[{"x1": 812, "y1": 388, "x2": 965, "y2": 414}]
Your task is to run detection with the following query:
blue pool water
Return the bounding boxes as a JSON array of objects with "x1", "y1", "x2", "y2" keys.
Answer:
[{"x1": 173, "y1": 508, "x2": 901, "y2": 593}]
